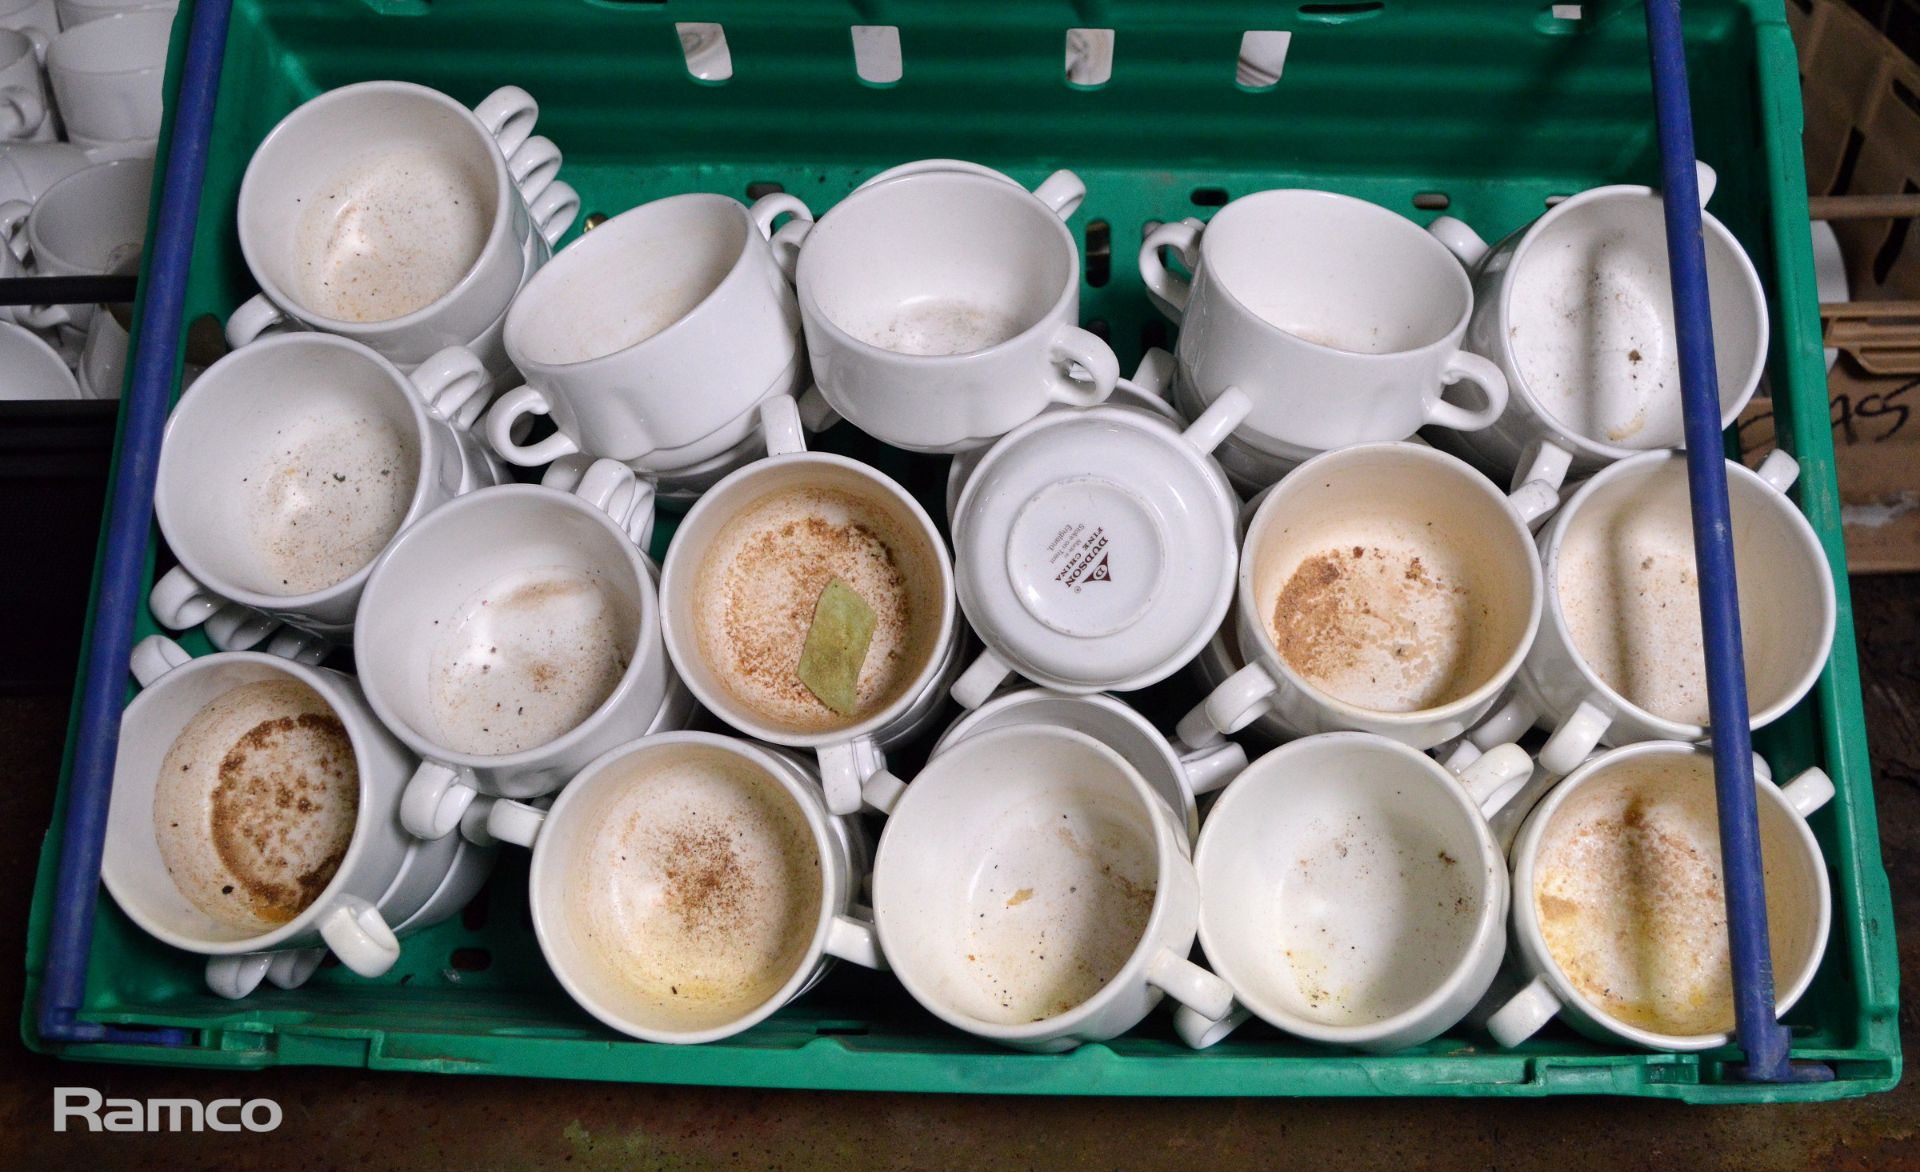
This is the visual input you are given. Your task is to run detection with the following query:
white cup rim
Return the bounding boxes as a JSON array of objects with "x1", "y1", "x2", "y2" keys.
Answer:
[
  {"x1": 46, "y1": 9, "x2": 173, "y2": 78},
  {"x1": 794, "y1": 169, "x2": 1080, "y2": 367},
  {"x1": 658, "y1": 450, "x2": 958, "y2": 748},
  {"x1": 871, "y1": 724, "x2": 1184, "y2": 1042},
  {"x1": 1537, "y1": 448, "x2": 1837, "y2": 737},
  {"x1": 1238, "y1": 441, "x2": 1545, "y2": 727},
  {"x1": 1506, "y1": 739, "x2": 1833, "y2": 1050},
  {"x1": 1195, "y1": 188, "x2": 1476, "y2": 363},
  {"x1": 523, "y1": 730, "x2": 846, "y2": 1045},
  {"x1": 103, "y1": 652, "x2": 391, "y2": 955},
  {"x1": 1194, "y1": 731, "x2": 1508, "y2": 1046},
  {"x1": 355, "y1": 482, "x2": 663, "y2": 771},
  {"x1": 235, "y1": 80, "x2": 518, "y2": 337},
  {"x1": 1493, "y1": 183, "x2": 1770, "y2": 462},
  {"x1": 504, "y1": 191, "x2": 767, "y2": 376},
  {"x1": 154, "y1": 332, "x2": 445, "y2": 614}
]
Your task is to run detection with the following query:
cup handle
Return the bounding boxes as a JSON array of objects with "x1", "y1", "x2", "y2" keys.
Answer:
[
  {"x1": 1176, "y1": 738, "x2": 1248, "y2": 797},
  {"x1": 817, "y1": 737, "x2": 885, "y2": 816},
  {"x1": 1146, "y1": 948, "x2": 1235, "y2": 1022},
  {"x1": 225, "y1": 293, "x2": 288, "y2": 350},
  {"x1": 0, "y1": 198, "x2": 29, "y2": 261},
  {"x1": 1487, "y1": 974, "x2": 1562, "y2": 1048},
  {"x1": 400, "y1": 760, "x2": 480, "y2": 840},
  {"x1": 528, "y1": 179, "x2": 580, "y2": 246},
  {"x1": 473, "y1": 84, "x2": 539, "y2": 162},
  {"x1": 1454, "y1": 741, "x2": 1534, "y2": 817},
  {"x1": 148, "y1": 564, "x2": 230, "y2": 632},
  {"x1": 826, "y1": 913, "x2": 888, "y2": 970},
  {"x1": 1539, "y1": 697, "x2": 1612, "y2": 777},
  {"x1": 748, "y1": 191, "x2": 812, "y2": 241},
  {"x1": 1139, "y1": 218, "x2": 1203, "y2": 323},
  {"x1": 1180, "y1": 386, "x2": 1251, "y2": 456},
  {"x1": 485, "y1": 384, "x2": 581, "y2": 466},
  {"x1": 201, "y1": 604, "x2": 282, "y2": 653},
  {"x1": 860, "y1": 767, "x2": 908, "y2": 816},
  {"x1": 263, "y1": 627, "x2": 331, "y2": 666},
  {"x1": 129, "y1": 633, "x2": 192, "y2": 688},
  {"x1": 1781, "y1": 767, "x2": 1837, "y2": 818},
  {"x1": 484, "y1": 798, "x2": 549, "y2": 849},
  {"x1": 19, "y1": 26, "x2": 47, "y2": 63},
  {"x1": 505, "y1": 134, "x2": 562, "y2": 206},
  {"x1": 1045, "y1": 324, "x2": 1119, "y2": 407},
  {"x1": 204, "y1": 952, "x2": 274, "y2": 1000},
  {"x1": 769, "y1": 218, "x2": 812, "y2": 284},
  {"x1": 1695, "y1": 160, "x2": 1718, "y2": 208},
  {"x1": 1426, "y1": 215, "x2": 1490, "y2": 268},
  {"x1": 1030, "y1": 169, "x2": 1086, "y2": 220},
  {"x1": 1755, "y1": 448, "x2": 1801, "y2": 495},
  {"x1": 409, "y1": 344, "x2": 492, "y2": 430},
  {"x1": 561, "y1": 456, "x2": 656, "y2": 550},
  {"x1": 1425, "y1": 351, "x2": 1509, "y2": 433},
  {"x1": 760, "y1": 393, "x2": 806, "y2": 457},
  {"x1": 1507, "y1": 478, "x2": 1561, "y2": 531},
  {"x1": 1174, "y1": 1000, "x2": 1254, "y2": 1050},
  {"x1": 1130, "y1": 347, "x2": 1177, "y2": 400},
  {"x1": 795, "y1": 384, "x2": 842, "y2": 433},
  {"x1": 1468, "y1": 691, "x2": 1541, "y2": 750},
  {"x1": 1511, "y1": 438, "x2": 1573, "y2": 497},
  {"x1": 1180, "y1": 662, "x2": 1279, "y2": 742},
  {"x1": 18, "y1": 301, "x2": 70, "y2": 330},
  {"x1": 265, "y1": 947, "x2": 327, "y2": 990},
  {"x1": 0, "y1": 85, "x2": 45, "y2": 137},
  {"x1": 950, "y1": 647, "x2": 1016, "y2": 709},
  {"x1": 317, "y1": 896, "x2": 401, "y2": 978}
]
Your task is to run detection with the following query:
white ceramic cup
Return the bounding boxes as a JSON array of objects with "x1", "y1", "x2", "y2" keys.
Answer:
[
  {"x1": 1424, "y1": 165, "x2": 1769, "y2": 485},
  {"x1": 484, "y1": 731, "x2": 882, "y2": 1044},
  {"x1": 227, "y1": 81, "x2": 579, "y2": 367},
  {"x1": 1466, "y1": 449, "x2": 1836, "y2": 777},
  {"x1": 659, "y1": 398, "x2": 962, "y2": 817},
  {"x1": 1171, "y1": 369, "x2": 1305, "y2": 498},
  {"x1": 57, "y1": 0, "x2": 175, "y2": 26},
  {"x1": 866, "y1": 725, "x2": 1233, "y2": 1052},
  {"x1": 1177, "y1": 442, "x2": 1551, "y2": 753},
  {"x1": 0, "y1": 155, "x2": 149, "y2": 331},
  {"x1": 0, "y1": 139, "x2": 86, "y2": 203},
  {"x1": 484, "y1": 190, "x2": 812, "y2": 475},
  {"x1": 355, "y1": 459, "x2": 678, "y2": 839},
  {"x1": 149, "y1": 333, "x2": 503, "y2": 645},
  {"x1": 948, "y1": 389, "x2": 1249, "y2": 703},
  {"x1": 933, "y1": 686, "x2": 1248, "y2": 843},
  {"x1": 44, "y1": 9, "x2": 168, "y2": 146},
  {"x1": 777, "y1": 167, "x2": 1118, "y2": 453},
  {"x1": 0, "y1": 318, "x2": 77, "y2": 397},
  {"x1": 74, "y1": 295, "x2": 126, "y2": 397},
  {"x1": 1188, "y1": 612, "x2": 1293, "y2": 747},
  {"x1": 0, "y1": 27, "x2": 52, "y2": 143},
  {"x1": 1139, "y1": 190, "x2": 1508, "y2": 457},
  {"x1": 1487, "y1": 741, "x2": 1833, "y2": 1051},
  {"x1": 103, "y1": 635, "x2": 461, "y2": 996},
  {"x1": 1172, "y1": 734, "x2": 1532, "y2": 1052}
]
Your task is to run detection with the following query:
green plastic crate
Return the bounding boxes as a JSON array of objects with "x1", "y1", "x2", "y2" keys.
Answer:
[{"x1": 22, "y1": 0, "x2": 1900, "y2": 1100}]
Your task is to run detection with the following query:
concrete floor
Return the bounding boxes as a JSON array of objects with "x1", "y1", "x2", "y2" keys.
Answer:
[{"x1": 2, "y1": 577, "x2": 1916, "y2": 1168}]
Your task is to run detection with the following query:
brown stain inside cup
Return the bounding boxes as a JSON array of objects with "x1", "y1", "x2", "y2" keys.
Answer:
[{"x1": 209, "y1": 711, "x2": 358, "y2": 924}]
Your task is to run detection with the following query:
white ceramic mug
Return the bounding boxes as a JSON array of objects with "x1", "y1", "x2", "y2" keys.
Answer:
[
  {"x1": 1140, "y1": 190, "x2": 1508, "y2": 457},
  {"x1": 149, "y1": 333, "x2": 503, "y2": 646},
  {"x1": 1172, "y1": 734, "x2": 1531, "y2": 1052},
  {"x1": 949, "y1": 389, "x2": 1249, "y2": 703},
  {"x1": 355, "y1": 459, "x2": 680, "y2": 839},
  {"x1": 1466, "y1": 449, "x2": 1836, "y2": 777},
  {"x1": 74, "y1": 295, "x2": 126, "y2": 397},
  {"x1": 933, "y1": 686, "x2": 1248, "y2": 843},
  {"x1": 0, "y1": 139, "x2": 86, "y2": 203},
  {"x1": 484, "y1": 190, "x2": 812, "y2": 476},
  {"x1": 778, "y1": 166, "x2": 1118, "y2": 453},
  {"x1": 485, "y1": 731, "x2": 881, "y2": 1044},
  {"x1": 1487, "y1": 741, "x2": 1833, "y2": 1051},
  {"x1": 44, "y1": 9, "x2": 169, "y2": 147},
  {"x1": 0, "y1": 155, "x2": 149, "y2": 331},
  {"x1": 867, "y1": 725, "x2": 1233, "y2": 1052},
  {"x1": 658, "y1": 397, "x2": 962, "y2": 817},
  {"x1": 1177, "y1": 442, "x2": 1551, "y2": 752},
  {"x1": 0, "y1": 318, "x2": 77, "y2": 397},
  {"x1": 228, "y1": 82, "x2": 578, "y2": 368},
  {"x1": 1424, "y1": 164, "x2": 1769, "y2": 485},
  {"x1": 1171, "y1": 370, "x2": 1305, "y2": 498},
  {"x1": 103, "y1": 636, "x2": 462, "y2": 996},
  {"x1": 0, "y1": 27, "x2": 51, "y2": 143},
  {"x1": 57, "y1": 0, "x2": 175, "y2": 25}
]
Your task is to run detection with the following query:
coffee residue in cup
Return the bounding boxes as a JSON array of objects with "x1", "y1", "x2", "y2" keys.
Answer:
[
  {"x1": 1270, "y1": 543, "x2": 1483, "y2": 713},
  {"x1": 657, "y1": 817, "x2": 753, "y2": 940}
]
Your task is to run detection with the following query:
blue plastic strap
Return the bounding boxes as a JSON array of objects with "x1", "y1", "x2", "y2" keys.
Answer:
[
  {"x1": 36, "y1": 0, "x2": 232, "y2": 1048},
  {"x1": 1642, "y1": 0, "x2": 1826, "y2": 1084}
]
